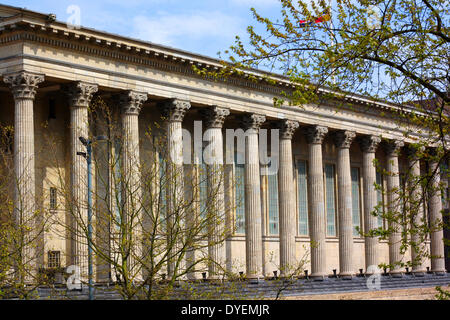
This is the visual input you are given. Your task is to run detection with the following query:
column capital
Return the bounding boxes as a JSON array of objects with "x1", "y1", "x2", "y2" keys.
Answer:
[
  {"x1": 64, "y1": 81, "x2": 98, "y2": 108},
  {"x1": 3, "y1": 71, "x2": 45, "y2": 100},
  {"x1": 404, "y1": 144, "x2": 424, "y2": 161},
  {"x1": 333, "y1": 130, "x2": 356, "y2": 149},
  {"x1": 242, "y1": 113, "x2": 266, "y2": 132},
  {"x1": 305, "y1": 125, "x2": 328, "y2": 144},
  {"x1": 162, "y1": 99, "x2": 191, "y2": 122},
  {"x1": 201, "y1": 106, "x2": 230, "y2": 129},
  {"x1": 359, "y1": 135, "x2": 381, "y2": 153},
  {"x1": 278, "y1": 119, "x2": 299, "y2": 140},
  {"x1": 118, "y1": 91, "x2": 148, "y2": 115},
  {"x1": 383, "y1": 139, "x2": 404, "y2": 156}
]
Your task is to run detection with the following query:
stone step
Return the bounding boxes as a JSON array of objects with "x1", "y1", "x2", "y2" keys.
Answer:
[{"x1": 34, "y1": 273, "x2": 450, "y2": 299}]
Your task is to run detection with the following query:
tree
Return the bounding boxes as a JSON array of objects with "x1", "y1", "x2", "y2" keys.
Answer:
[
  {"x1": 197, "y1": 0, "x2": 449, "y2": 279},
  {"x1": 0, "y1": 125, "x2": 52, "y2": 299},
  {"x1": 1, "y1": 94, "x2": 311, "y2": 300},
  {"x1": 44, "y1": 96, "x2": 239, "y2": 299}
]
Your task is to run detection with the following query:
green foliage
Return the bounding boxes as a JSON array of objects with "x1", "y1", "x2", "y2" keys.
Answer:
[
  {"x1": 435, "y1": 286, "x2": 450, "y2": 300},
  {"x1": 202, "y1": 0, "x2": 450, "y2": 274}
]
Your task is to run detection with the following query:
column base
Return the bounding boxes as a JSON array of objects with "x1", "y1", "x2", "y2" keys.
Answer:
[
  {"x1": 246, "y1": 274, "x2": 264, "y2": 283},
  {"x1": 208, "y1": 275, "x2": 225, "y2": 282},
  {"x1": 310, "y1": 273, "x2": 327, "y2": 281},
  {"x1": 389, "y1": 270, "x2": 404, "y2": 278},
  {"x1": 338, "y1": 272, "x2": 354, "y2": 280},
  {"x1": 411, "y1": 269, "x2": 426, "y2": 277},
  {"x1": 431, "y1": 269, "x2": 447, "y2": 276}
]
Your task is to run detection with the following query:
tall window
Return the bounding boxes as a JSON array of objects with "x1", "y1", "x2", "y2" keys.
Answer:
[
  {"x1": 199, "y1": 162, "x2": 208, "y2": 219},
  {"x1": 376, "y1": 171, "x2": 384, "y2": 228},
  {"x1": 234, "y1": 151, "x2": 245, "y2": 234},
  {"x1": 113, "y1": 138, "x2": 122, "y2": 228},
  {"x1": 399, "y1": 173, "x2": 407, "y2": 230},
  {"x1": 297, "y1": 160, "x2": 309, "y2": 236},
  {"x1": 351, "y1": 167, "x2": 362, "y2": 236},
  {"x1": 441, "y1": 163, "x2": 449, "y2": 207},
  {"x1": 49, "y1": 187, "x2": 57, "y2": 210},
  {"x1": 267, "y1": 171, "x2": 279, "y2": 235},
  {"x1": 158, "y1": 152, "x2": 167, "y2": 231},
  {"x1": 325, "y1": 164, "x2": 337, "y2": 236}
]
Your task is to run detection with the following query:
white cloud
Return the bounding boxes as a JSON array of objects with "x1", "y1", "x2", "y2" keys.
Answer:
[
  {"x1": 132, "y1": 11, "x2": 242, "y2": 47},
  {"x1": 229, "y1": 0, "x2": 279, "y2": 7}
]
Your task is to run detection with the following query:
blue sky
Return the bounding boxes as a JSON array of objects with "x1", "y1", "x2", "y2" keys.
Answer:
[{"x1": 2, "y1": 0, "x2": 284, "y2": 59}]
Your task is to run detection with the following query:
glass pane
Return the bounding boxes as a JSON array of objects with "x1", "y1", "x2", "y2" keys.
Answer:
[
  {"x1": 114, "y1": 139, "x2": 122, "y2": 228},
  {"x1": 50, "y1": 187, "x2": 57, "y2": 210},
  {"x1": 440, "y1": 163, "x2": 448, "y2": 206},
  {"x1": 234, "y1": 152, "x2": 245, "y2": 234},
  {"x1": 267, "y1": 172, "x2": 279, "y2": 235},
  {"x1": 376, "y1": 171, "x2": 384, "y2": 228},
  {"x1": 351, "y1": 167, "x2": 361, "y2": 236},
  {"x1": 159, "y1": 152, "x2": 167, "y2": 231},
  {"x1": 325, "y1": 164, "x2": 336, "y2": 236},
  {"x1": 297, "y1": 160, "x2": 309, "y2": 235},
  {"x1": 199, "y1": 163, "x2": 208, "y2": 217},
  {"x1": 400, "y1": 174, "x2": 406, "y2": 229}
]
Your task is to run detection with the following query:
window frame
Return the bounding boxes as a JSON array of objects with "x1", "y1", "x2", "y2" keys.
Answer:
[
  {"x1": 350, "y1": 166, "x2": 363, "y2": 238},
  {"x1": 263, "y1": 165, "x2": 279, "y2": 236},
  {"x1": 295, "y1": 158, "x2": 309, "y2": 237},
  {"x1": 49, "y1": 187, "x2": 57, "y2": 211},
  {"x1": 233, "y1": 149, "x2": 246, "y2": 235},
  {"x1": 323, "y1": 162, "x2": 338, "y2": 238},
  {"x1": 375, "y1": 170, "x2": 386, "y2": 229}
]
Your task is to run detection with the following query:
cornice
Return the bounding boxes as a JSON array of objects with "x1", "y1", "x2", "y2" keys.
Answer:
[
  {"x1": 0, "y1": 16, "x2": 410, "y2": 114},
  {"x1": 0, "y1": 23, "x2": 286, "y2": 96}
]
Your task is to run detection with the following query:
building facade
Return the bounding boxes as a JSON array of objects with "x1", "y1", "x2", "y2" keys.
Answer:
[{"x1": 0, "y1": 5, "x2": 447, "y2": 282}]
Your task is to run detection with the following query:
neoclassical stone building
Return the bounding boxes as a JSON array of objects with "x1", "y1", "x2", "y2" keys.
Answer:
[{"x1": 0, "y1": 4, "x2": 447, "y2": 282}]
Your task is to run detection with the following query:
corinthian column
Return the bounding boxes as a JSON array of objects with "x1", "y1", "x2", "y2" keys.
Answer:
[
  {"x1": 384, "y1": 139, "x2": 404, "y2": 277},
  {"x1": 202, "y1": 106, "x2": 230, "y2": 279},
  {"x1": 277, "y1": 119, "x2": 299, "y2": 276},
  {"x1": 162, "y1": 99, "x2": 191, "y2": 278},
  {"x1": 334, "y1": 130, "x2": 356, "y2": 279},
  {"x1": 242, "y1": 113, "x2": 266, "y2": 279},
  {"x1": 404, "y1": 145, "x2": 426, "y2": 276},
  {"x1": 428, "y1": 149, "x2": 446, "y2": 275},
  {"x1": 305, "y1": 125, "x2": 328, "y2": 280},
  {"x1": 359, "y1": 135, "x2": 381, "y2": 273},
  {"x1": 64, "y1": 81, "x2": 98, "y2": 281},
  {"x1": 119, "y1": 91, "x2": 148, "y2": 279},
  {"x1": 4, "y1": 71, "x2": 44, "y2": 280}
]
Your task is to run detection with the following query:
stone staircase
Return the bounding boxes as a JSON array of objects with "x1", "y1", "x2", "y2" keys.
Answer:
[{"x1": 35, "y1": 272, "x2": 450, "y2": 300}]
